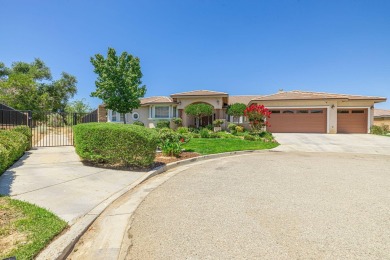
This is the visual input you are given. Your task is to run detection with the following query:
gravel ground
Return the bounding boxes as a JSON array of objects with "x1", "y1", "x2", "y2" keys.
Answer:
[{"x1": 125, "y1": 152, "x2": 390, "y2": 260}]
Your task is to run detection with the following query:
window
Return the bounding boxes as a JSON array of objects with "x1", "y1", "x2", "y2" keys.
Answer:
[
  {"x1": 297, "y1": 110, "x2": 309, "y2": 113},
  {"x1": 282, "y1": 110, "x2": 295, "y2": 114},
  {"x1": 112, "y1": 111, "x2": 117, "y2": 121},
  {"x1": 155, "y1": 106, "x2": 169, "y2": 118},
  {"x1": 173, "y1": 107, "x2": 177, "y2": 117},
  {"x1": 338, "y1": 110, "x2": 349, "y2": 114},
  {"x1": 132, "y1": 112, "x2": 139, "y2": 120},
  {"x1": 310, "y1": 110, "x2": 323, "y2": 114},
  {"x1": 120, "y1": 113, "x2": 124, "y2": 122},
  {"x1": 352, "y1": 110, "x2": 365, "y2": 114},
  {"x1": 270, "y1": 110, "x2": 280, "y2": 114}
]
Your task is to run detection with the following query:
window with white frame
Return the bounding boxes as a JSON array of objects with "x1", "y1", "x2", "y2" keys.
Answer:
[
  {"x1": 132, "y1": 112, "x2": 140, "y2": 120},
  {"x1": 110, "y1": 110, "x2": 125, "y2": 122},
  {"x1": 112, "y1": 111, "x2": 117, "y2": 121},
  {"x1": 155, "y1": 106, "x2": 169, "y2": 118}
]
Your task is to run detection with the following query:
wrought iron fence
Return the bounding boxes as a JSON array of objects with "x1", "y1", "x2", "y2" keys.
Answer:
[{"x1": 0, "y1": 108, "x2": 98, "y2": 147}]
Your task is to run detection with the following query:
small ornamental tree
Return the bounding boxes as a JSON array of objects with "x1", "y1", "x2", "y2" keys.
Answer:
[
  {"x1": 227, "y1": 103, "x2": 246, "y2": 124},
  {"x1": 244, "y1": 104, "x2": 272, "y2": 132},
  {"x1": 90, "y1": 47, "x2": 146, "y2": 123},
  {"x1": 184, "y1": 103, "x2": 213, "y2": 128}
]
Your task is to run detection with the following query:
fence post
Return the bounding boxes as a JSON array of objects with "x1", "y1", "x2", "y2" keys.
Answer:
[{"x1": 73, "y1": 113, "x2": 77, "y2": 126}]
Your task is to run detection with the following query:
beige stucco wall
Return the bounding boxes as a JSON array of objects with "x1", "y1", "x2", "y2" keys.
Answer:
[
  {"x1": 374, "y1": 118, "x2": 390, "y2": 127},
  {"x1": 249, "y1": 99, "x2": 376, "y2": 134}
]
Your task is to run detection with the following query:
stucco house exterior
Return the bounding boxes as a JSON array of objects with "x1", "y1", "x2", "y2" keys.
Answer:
[
  {"x1": 374, "y1": 109, "x2": 390, "y2": 127},
  {"x1": 97, "y1": 90, "x2": 386, "y2": 134}
]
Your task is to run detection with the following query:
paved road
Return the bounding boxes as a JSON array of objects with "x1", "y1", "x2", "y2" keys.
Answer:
[
  {"x1": 273, "y1": 133, "x2": 390, "y2": 154},
  {"x1": 125, "y1": 152, "x2": 390, "y2": 259}
]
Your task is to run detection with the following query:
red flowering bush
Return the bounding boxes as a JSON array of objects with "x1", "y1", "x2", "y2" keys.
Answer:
[{"x1": 244, "y1": 104, "x2": 272, "y2": 132}]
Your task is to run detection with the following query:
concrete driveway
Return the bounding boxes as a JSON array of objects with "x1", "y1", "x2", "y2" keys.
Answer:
[
  {"x1": 273, "y1": 133, "x2": 390, "y2": 155},
  {"x1": 125, "y1": 152, "x2": 390, "y2": 259}
]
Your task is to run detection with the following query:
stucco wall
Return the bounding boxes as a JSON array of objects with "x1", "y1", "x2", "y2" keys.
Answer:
[{"x1": 374, "y1": 118, "x2": 390, "y2": 127}]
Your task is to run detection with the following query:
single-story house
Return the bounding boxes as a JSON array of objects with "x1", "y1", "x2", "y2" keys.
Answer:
[
  {"x1": 97, "y1": 90, "x2": 387, "y2": 134},
  {"x1": 374, "y1": 109, "x2": 390, "y2": 127}
]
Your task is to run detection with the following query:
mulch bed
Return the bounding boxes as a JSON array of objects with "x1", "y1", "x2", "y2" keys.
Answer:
[
  {"x1": 81, "y1": 151, "x2": 201, "y2": 172},
  {"x1": 154, "y1": 151, "x2": 201, "y2": 164}
]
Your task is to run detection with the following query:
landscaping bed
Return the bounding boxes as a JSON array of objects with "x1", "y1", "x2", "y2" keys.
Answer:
[{"x1": 0, "y1": 196, "x2": 67, "y2": 260}]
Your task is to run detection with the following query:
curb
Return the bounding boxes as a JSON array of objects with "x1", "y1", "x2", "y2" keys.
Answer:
[{"x1": 37, "y1": 149, "x2": 271, "y2": 260}]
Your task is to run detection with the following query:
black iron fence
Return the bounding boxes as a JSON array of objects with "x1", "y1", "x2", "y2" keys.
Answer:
[{"x1": 0, "y1": 108, "x2": 98, "y2": 147}]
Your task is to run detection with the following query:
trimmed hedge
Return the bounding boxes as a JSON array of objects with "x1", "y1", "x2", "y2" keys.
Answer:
[
  {"x1": 0, "y1": 130, "x2": 29, "y2": 174},
  {"x1": 11, "y1": 126, "x2": 32, "y2": 150},
  {"x1": 73, "y1": 123, "x2": 159, "y2": 167}
]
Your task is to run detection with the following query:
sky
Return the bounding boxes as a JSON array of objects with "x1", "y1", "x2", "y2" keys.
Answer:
[{"x1": 1, "y1": 0, "x2": 389, "y2": 109}]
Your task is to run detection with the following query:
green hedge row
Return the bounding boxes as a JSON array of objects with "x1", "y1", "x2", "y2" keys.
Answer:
[
  {"x1": 73, "y1": 123, "x2": 159, "y2": 167},
  {"x1": 0, "y1": 126, "x2": 31, "y2": 174}
]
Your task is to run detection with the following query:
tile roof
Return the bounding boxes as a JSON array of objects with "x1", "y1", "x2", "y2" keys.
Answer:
[
  {"x1": 228, "y1": 95, "x2": 261, "y2": 105},
  {"x1": 374, "y1": 109, "x2": 390, "y2": 118},
  {"x1": 252, "y1": 90, "x2": 386, "y2": 102},
  {"x1": 170, "y1": 90, "x2": 228, "y2": 97},
  {"x1": 140, "y1": 96, "x2": 174, "y2": 105}
]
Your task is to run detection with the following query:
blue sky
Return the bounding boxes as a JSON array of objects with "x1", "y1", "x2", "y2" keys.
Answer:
[{"x1": 1, "y1": 0, "x2": 389, "y2": 109}]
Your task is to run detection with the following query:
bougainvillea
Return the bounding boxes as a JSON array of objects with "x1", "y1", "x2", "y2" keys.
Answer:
[{"x1": 244, "y1": 104, "x2": 272, "y2": 132}]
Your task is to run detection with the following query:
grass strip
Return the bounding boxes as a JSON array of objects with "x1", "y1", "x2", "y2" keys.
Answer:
[
  {"x1": 0, "y1": 196, "x2": 67, "y2": 260},
  {"x1": 183, "y1": 138, "x2": 278, "y2": 155}
]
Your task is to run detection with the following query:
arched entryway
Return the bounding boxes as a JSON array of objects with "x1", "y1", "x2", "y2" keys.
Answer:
[{"x1": 183, "y1": 102, "x2": 215, "y2": 128}]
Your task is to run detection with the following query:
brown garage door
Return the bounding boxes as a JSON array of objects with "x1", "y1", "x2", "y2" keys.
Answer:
[
  {"x1": 337, "y1": 109, "x2": 368, "y2": 133},
  {"x1": 267, "y1": 109, "x2": 327, "y2": 133}
]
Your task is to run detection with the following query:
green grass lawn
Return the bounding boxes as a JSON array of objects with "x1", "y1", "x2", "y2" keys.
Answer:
[
  {"x1": 183, "y1": 138, "x2": 279, "y2": 155},
  {"x1": 0, "y1": 196, "x2": 67, "y2": 260}
]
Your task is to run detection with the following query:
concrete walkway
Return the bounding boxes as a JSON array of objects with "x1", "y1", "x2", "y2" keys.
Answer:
[
  {"x1": 273, "y1": 133, "x2": 390, "y2": 155},
  {"x1": 0, "y1": 146, "x2": 145, "y2": 224}
]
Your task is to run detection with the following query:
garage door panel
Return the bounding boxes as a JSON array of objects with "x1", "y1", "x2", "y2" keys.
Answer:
[
  {"x1": 337, "y1": 109, "x2": 368, "y2": 134},
  {"x1": 267, "y1": 109, "x2": 327, "y2": 133}
]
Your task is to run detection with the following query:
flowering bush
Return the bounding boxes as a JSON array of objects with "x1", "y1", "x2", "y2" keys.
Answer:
[{"x1": 244, "y1": 104, "x2": 271, "y2": 132}]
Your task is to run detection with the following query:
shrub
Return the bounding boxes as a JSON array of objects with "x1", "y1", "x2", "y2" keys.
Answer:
[
  {"x1": 228, "y1": 123, "x2": 237, "y2": 133},
  {"x1": 73, "y1": 123, "x2": 159, "y2": 167},
  {"x1": 158, "y1": 128, "x2": 183, "y2": 157},
  {"x1": 216, "y1": 131, "x2": 237, "y2": 139},
  {"x1": 192, "y1": 133, "x2": 201, "y2": 138},
  {"x1": 156, "y1": 120, "x2": 170, "y2": 129},
  {"x1": 171, "y1": 117, "x2": 183, "y2": 127},
  {"x1": 371, "y1": 124, "x2": 389, "y2": 135},
  {"x1": 200, "y1": 128, "x2": 211, "y2": 138},
  {"x1": 11, "y1": 126, "x2": 32, "y2": 150},
  {"x1": 213, "y1": 119, "x2": 224, "y2": 127},
  {"x1": 177, "y1": 127, "x2": 189, "y2": 134},
  {"x1": 0, "y1": 130, "x2": 28, "y2": 174},
  {"x1": 209, "y1": 132, "x2": 220, "y2": 138},
  {"x1": 205, "y1": 124, "x2": 213, "y2": 131},
  {"x1": 133, "y1": 121, "x2": 145, "y2": 126},
  {"x1": 235, "y1": 125, "x2": 244, "y2": 133},
  {"x1": 244, "y1": 135, "x2": 256, "y2": 141}
]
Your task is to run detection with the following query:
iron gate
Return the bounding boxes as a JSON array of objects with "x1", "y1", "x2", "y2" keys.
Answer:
[{"x1": 0, "y1": 108, "x2": 98, "y2": 147}]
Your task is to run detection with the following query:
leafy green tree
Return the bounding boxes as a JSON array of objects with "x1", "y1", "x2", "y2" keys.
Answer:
[
  {"x1": 0, "y1": 59, "x2": 77, "y2": 114},
  {"x1": 227, "y1": 103, "x2": 246, "y2": 124},
  {"x1": 65, "y1": 99, "x2": 92, "y2": 114},
  {"x1": 184, "y1": 103, "x2": 213, "y2": 128},
  {"x1": 90, "y1": 47, "x2": 146, "y2": 123}
]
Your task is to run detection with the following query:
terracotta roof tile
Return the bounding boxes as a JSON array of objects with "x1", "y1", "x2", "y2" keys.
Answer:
[
  {"x1": 374, "y1": 109, "x2": 390, "y2": 117},
  {"x1": 171, "y1": 90, "x2": 228, "y2": 97},
  {"x1": 228, "y1": 96, "x2": 261, "y2": 105},
  {"x1": 252, "y1": 90, "x2": 386, "y2": 102},
  {"x1": 140, "y1": 96, "x2": 174, "y2": 105}
]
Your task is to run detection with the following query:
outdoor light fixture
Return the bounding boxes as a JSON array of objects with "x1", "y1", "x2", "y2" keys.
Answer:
[{"x1": 331, "y1": 104, "x2": 335, "y2": 109}]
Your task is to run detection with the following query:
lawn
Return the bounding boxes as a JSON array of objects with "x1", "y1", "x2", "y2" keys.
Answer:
[
  {"x1": 0, "y1": 196, "x2": 67, "y2": 260},
  {"x1": 183, "y1": 138, "x2": 278, "y2": 155}
]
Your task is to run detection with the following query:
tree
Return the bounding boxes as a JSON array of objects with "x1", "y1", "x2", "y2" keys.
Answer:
[
  {"x1": 243, "y1": 104, "x2": 272, "y2": 132},
  {"x1": 184, "y1": 103, "x2": 213, "y2": 128},
  {"x1": 65, "y1": 99, "x2": 92, "y2": 114},
  {"x1": 227, "y1": 103, "x2": 247, "y2": 124},
  {"x1": 90, "y1": 47, "x2": 146, "y2": 124},
  {"x1": 0, "y1": 58, "x2": 77, "y2": 114}
]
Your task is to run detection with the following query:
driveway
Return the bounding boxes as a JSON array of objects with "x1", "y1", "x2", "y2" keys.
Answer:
[
  {"x1": 273, "y1": 133, "x2": 390, "y2": 155},
  {"x1": 125, "y1": 152, "x2": 390, "y2": 259}
]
